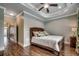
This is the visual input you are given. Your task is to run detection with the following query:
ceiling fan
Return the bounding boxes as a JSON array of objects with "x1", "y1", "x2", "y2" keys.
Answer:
[{"x1": 38, "y1": 3, "x2": 58, "y2": 13}]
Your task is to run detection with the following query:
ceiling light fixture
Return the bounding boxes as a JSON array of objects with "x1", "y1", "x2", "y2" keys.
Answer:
[
  {"x1": 10, "y1": 13, "x2": 14, "y2": 16},
  {"x1": 58, "y1": 6, "x2": 62, "y2": 9},
  {"x1": 44, "y1": 4, "x2": 49, "y2": 8}
]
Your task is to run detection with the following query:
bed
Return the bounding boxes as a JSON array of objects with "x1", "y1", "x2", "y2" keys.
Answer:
[{"x1": 30, "y1": 27, "x2": 64, "y2": 55}]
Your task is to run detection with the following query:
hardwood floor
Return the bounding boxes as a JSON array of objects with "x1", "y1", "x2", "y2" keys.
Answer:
[
  {"x1": 4, "y1": 41, "x2": 30, "y2": 56},
  {"x1": 0, "y1": 40, "x2": 77, "y2": 56}
]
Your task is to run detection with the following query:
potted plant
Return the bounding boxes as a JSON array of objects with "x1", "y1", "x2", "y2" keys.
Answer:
[{"x1": 76, "y1": 40, "x2": 79, "y2": 54}]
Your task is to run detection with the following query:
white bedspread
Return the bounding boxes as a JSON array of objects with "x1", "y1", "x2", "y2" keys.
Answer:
[{"x1": 32, "y1": 35, "x2": 63, "y2": 52}]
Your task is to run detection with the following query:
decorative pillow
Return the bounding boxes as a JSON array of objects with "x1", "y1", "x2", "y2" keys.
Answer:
[
  {"x1": 43, "y1": 31, "x2": 49, "y2": 36},
  {"x1": 33, "y1": 31, "x2": 39, "y2": 37},
  {"x1": 33, "y1": 31, "x2": 49, "y2": 37},
  {"x1": 38, "y1": 31, "x2": 45, "y2": 37}
]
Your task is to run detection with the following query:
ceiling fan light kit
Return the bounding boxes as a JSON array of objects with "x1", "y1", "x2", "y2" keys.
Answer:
[
  {"x1": 58, "y1": 6, "x2": 62, "y2": 9},
  {"x1": 38, "y1": 3, "x2": 58, "y2": 13},
  {"x1": 44, "y1": 4, "x2": 49, "y2": 8}
]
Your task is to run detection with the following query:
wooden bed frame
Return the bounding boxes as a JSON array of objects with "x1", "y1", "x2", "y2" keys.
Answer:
[{"x1": 30, "y1": 27, "x2": 64, "y2": 56}]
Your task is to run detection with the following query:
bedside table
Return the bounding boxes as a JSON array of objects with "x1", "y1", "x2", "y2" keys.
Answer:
[
  {"x1": 70, "y1": 36, "x2": 76, "y2": 48},
  {"x1": 76, "y1": 39, "x2": 79, "y2": 55}
]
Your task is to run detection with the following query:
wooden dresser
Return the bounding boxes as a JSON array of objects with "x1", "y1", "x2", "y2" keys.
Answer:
[
  {"x1": 70, "y1": 36, "x2": 76, "y2": 48},
  {"x1": 0, "y1": 50, "x2": 4, "y2": 56}
]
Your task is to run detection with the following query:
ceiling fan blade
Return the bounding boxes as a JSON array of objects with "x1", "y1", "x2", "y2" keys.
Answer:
[
  {"x1": 49, "y1": 4, "x2": 58, "y2": 6},
  {"x1": 38, "y1": 7, "x2": 44, "y2": 11},
  {"x1": 46, "y1": 8, "x2": 49, "y2": 13},
  {"x1": 40, "y1": 3, "x2": 44, "y2": 4}
]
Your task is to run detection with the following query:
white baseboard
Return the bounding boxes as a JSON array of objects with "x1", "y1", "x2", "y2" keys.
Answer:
[
  {"x1": 10, "y1": 38, "x2": 24, "y2": 47},
  {"x1": 10, "y1": 38, "x2": 17, "y2": 43},
  {"x1": 23, "y1": 43, "x2": 30, "y2": 47},
  {"x1": 0, "y1": 47, "x2": 5, "y2": 51},
  {"x1": 18, "y1": 42, "x2": 24, "y2": 47}
]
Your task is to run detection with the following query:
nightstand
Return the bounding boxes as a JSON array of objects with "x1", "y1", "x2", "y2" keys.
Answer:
[
  {"x1": 0, "y1": 50, "x2": 4, "y2": 56},
  {"x1": 76, "y1": 39, "x2": 79, "y2": 55},
  {"x1": 70, "y1": 36, "x2": 76, "y2": 48}
]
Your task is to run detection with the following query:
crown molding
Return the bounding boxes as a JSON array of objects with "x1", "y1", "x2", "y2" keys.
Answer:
[
  {"x1": 23, "y1": 11, "x2": 44, "y2": 22},
  {"x1": 0, "y1": 4, "x2": 77, "y2": 23},
  {"x1": 0, "y1": 6, "x2": 6, "y2": 15},
  {"x1": 0, "y1": 5, "x2": 44, "y2": 22},
  {"x1": 20, "y1": 3, "x2": 46, "y2": 22},
  {"x1": 0, "y1": 6, "x2": 5, "y2": 9},
  {"x1": 21, "y1": 3, "x2": 47, "y2": 18},
  {"x1": 44, "y1": 4, "x2": 77, "y2": 18},
  {"x1": 45, "y1": 12, "x2": 77, "y2": 23},
  {"x1": 21, "y1": 3, "x2": 76, "y2": 18},
  {"x1": 16, "y1": 11, "x2": 23, "y2": 16}
]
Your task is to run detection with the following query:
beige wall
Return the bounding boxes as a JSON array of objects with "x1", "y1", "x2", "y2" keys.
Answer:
[
  {"x1": 16, "y1": 13, "x2": 44, "y2": 47},
  {"x1": 16, "y1": 15, "x2": 24, "y2": 46},
  {"x1": 4, "y1": 16, "x2": 16, "y2": 43},
  {"x1": 4, "y1": 15, "x2": 24, "y2": 46},
  {"x1": 4, "y1": 16, "x2": 16, "y2": 27},
  {"x1": 24, "y1": 13, "x2": 44, "y2": 47},
  {"x1": 45, "y1": 15, "x2": 77, "y2": 44}
]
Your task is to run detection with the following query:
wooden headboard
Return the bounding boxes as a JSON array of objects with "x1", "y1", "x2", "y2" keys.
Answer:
[{"x1": 30, "y1": 27, "x2": 44, "y2": 41}]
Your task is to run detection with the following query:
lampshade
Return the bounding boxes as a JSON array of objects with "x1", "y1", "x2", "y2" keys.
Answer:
[{"x1": 72, "y1": 27, "x2": 77, "y2": 32}]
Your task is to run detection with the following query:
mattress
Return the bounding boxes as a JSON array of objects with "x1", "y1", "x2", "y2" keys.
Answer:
[{"x1": 32, "y1": 35, "x2": 64, "y2": 52}]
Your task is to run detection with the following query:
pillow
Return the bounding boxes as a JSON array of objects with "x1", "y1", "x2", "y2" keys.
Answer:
[
  {"x1": 33, "y1": 31, "x2": 39, "y2": 37},
  {"x1": 43, "y1": 31, "x2": 49, "y2": 36},
  {"x1": 38, "y1": 31, "x2": 45, "y2": 37}
]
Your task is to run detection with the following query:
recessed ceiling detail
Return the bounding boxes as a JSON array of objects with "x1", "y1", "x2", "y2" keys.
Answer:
[
  {"x1": 0, "y1": 3, "x2": 78, "y2": 22},
  {"x1": 33, "y1": 3, "x2": 66, "y2": 14},
  {"x1": 23, "y1": 3, "x2": 77, "y2": 19},
  {"x1": 38, "y1": 3, "x2": 58, "y2": 13}
]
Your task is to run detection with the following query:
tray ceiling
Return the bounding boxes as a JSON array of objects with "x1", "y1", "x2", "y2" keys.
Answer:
[{"x1": 0, "y1": 3, "x2": 78, "y2": 22}]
